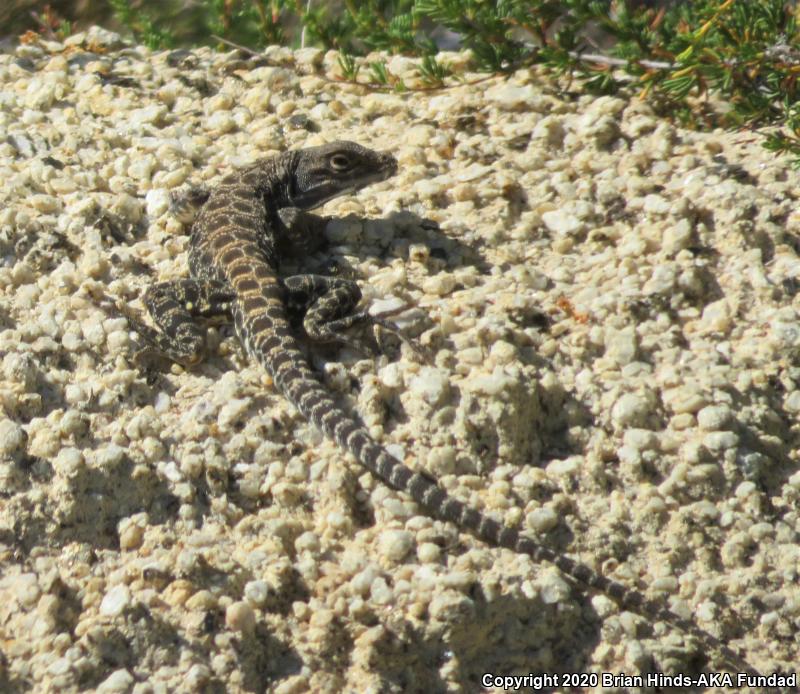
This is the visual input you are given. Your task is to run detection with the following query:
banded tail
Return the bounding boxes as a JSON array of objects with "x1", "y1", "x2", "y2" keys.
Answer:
[{"x1": 262, "y1": 343, "x2": 763, "y2": 679}]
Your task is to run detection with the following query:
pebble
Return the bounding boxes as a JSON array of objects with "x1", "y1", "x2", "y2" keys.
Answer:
[
  {"x1": 53, "y1": 447, "x2": 84, "y2": 476},
  {"x1": 703, "y1": 431, "x2": 738, "y2": 451},
  {"x1": 145, "y1": 188, "x2": 171, "y2": 218},
  {"x1": 526, "y1": 507, "x2": 558, "y2": 533},
  {"x1": 541, "y1": 209, "x2": 584, "y2": 236},
  {"x1": 663, "y1": 385, "x2": 707, "y2": 414},
  {"x1": 377, "y1": 529, "x2": 414, "y2": 563},
  {"x1": 225, "y1": 601, "x2": 256, "y2": 634},
  {"x1": 697, "y1": 298, "x2": 733, "y2": 333},
  {"x1": 408, "y1": 367, "x2": 450, "y2": 406},
  {"x1": 369, "y1": 576, "x2": 393, "y2": 605},
  {"x1": 785, "y1": 390, "x2": 800, "y2": 413},
  {"x1": 642, "y1": 193, "x2": 670, "y2": 215},
  {"x1": 604, "y1": 327, "x2": 637, "y2": 366},
  {"x1": 13, "y1": 573, "x2": 41, "y2": 607},
  {"x1": 539, "y1": 573, "x2": 571, "y2": 605},
  {"x1": 96, "y1": 669, "x2": 135, "y2": 693},
  {"x1": 295, "y1": 531, "x2": 320, "y2": 554},
  {"x1": 0, "y1": 419, "x2": 26, "y2": 455},
  {"x1": 369, "y1": 295, "x2": 407, "y2": 316},
  {"x1": 696, "y1": 404, "x2": 732, "y2": 431},
  {"x1": 417, "y1": 542, "x2": 441, "y2": 564},
  {"x1": 99, "y1": 585, "x2": 131, "y2": 618},
  {"x1": 243, "y1": 580, "x2": 269, "y2": 607},
  {"x1": 610, "y1": 392, "x2": 653, "y2": 427},
  {"x1": 485, "y1": 83, "x2": 541, "y2": 110},
  {"x1": 118, "y1": 520, "x2": 145, "y2": 551}
]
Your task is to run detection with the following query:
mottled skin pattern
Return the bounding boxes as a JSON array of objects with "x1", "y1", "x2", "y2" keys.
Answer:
[{"x1": 124, "y1": 141, "x2": 763, "y2": 678}]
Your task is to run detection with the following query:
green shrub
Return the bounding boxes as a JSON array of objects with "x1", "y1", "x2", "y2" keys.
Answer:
[{"x1": 17, "y1": 1, "x2": 800, "y2": 164}]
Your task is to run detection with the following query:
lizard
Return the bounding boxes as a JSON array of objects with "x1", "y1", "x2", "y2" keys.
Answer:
[{"x1": 115, "y1": 140, "x2": 769, "y2": 679}]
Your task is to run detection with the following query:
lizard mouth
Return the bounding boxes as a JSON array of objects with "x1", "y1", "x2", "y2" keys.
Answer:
[
  {"x1": 379, "y1": 152, "x2": 398, "y2": 179},
  {"x1": 354, "y1": 152, "x2": 397, "y2": 190}
]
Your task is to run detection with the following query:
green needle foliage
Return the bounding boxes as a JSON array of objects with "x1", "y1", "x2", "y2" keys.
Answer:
[
  {"x1": 41, "y1": 0, "x2": 800, "y2": 165},
  {"x1": 107, "y1": 0, "x2": 174, "y2": 49}
]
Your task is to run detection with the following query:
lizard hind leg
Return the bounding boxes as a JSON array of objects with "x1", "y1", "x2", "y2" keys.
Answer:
[{"x1": 123, "y1": 278, "x2": 234, "y2": 366}]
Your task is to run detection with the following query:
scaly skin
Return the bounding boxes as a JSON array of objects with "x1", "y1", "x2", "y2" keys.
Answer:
[{"x1": 123, "y1": 141, "x2": 766, "y2": 680}]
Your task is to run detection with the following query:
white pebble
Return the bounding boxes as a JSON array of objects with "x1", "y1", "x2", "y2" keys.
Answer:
[
  {"x1": 0, "y1": 419, "x2": 26, "y2": 455},
  {"x1": 466, "y1": 366, "x2": 517, "y2": 397},
  {"x1": 696, "y1": 404, "x2": 732, "y2": 431},
  {"x1": 369, "y1": 295, "x2": 407, "y2": 316},
  {"x1": 643, "y1": 193, "x2": 670, "y2": 215},
  {"x1": 455, "y1": 163, "x2": 491, "y2": 182},
  {"x1": 14, "y1": 573, "x2": 41, "y2": 608},
  {"x1": 244, "y1": 580, "x2": 269, "y2": 606},
  {"x1": 526, "y1": 507, "x2": 558, "y2": 533},
  {"x1": 154, "y1": 391, "x2": 171, "y2": 413},
  {"x1": 545, "y1": 456, "x2": 583, "y2": 477},
  {"x1": 349, "y1": 565, "x2": 379, "y2": 596},
  {"x1": 698, "y1": 299, "x2": 733, "y2": 333},
  {"x1": 702, "y1": 431, "x2": 738, "y2": 451},
  {"x1": 145, "y1": 188, "x2": 171, "y2": 218},
  {"x1": 225, "y1": 601, "x2": 256, "y2": 634},
  {"x1": 409, "y1": 367, "x2": 450, "y2": 406},
  {"x1": 53, "y1": 447, "x2": 84, "y2": 476},
  {"x1": 611, "y1": 393, "x2": 652, "y2": 427},
  {"x1": 486, "y1": 83, "x2": 541, "y2": 110},
  {"x1": 540, "y1": 573, "x2": 571, "y2": 604},
  {"x1": 784, "y1": 390, "x2": 800, "y2": 414},
  {"x1": 622, "y1": 429, "x2": 657, "y2": 451},
  {"x1": 96, "y1": 669, "x2": 134, "y2": 693},
  {"x1": 541, "y1": 209, "x2": 583, "y2": 236},
  {"x1": 208, "y1": 111, "x2": 236, "y2": 133},
  {"x1": 64, "y1": 383, "x2": 89, "y2": 406},
  {"x1": 377, "y1": 529, "x2": 413, "y2": 563},
  {"x1": 378, "y1": 362, "x2": 404, "y2": 389},
  {"x1": 605, "y1": 327, "x2": 637, "y2": 366},
  {"x1": 94, "y1": 443, "x2": 125, "y2": 468},
  {"x1": 29, "y1": 194, "x2": 60, "y2": 213},
  {"x1": 735, "y1": 481, "x2": 757, "y2": 499},
  {"x1": 370, "y1": 576, "x2": 393, "y2": 605},
  {"x1": 295, "y1": 531, "x2": 320, "y2": 554},
  {"x1": 130, "y1": 104, "x2": 167, "y2": 127},
  {"x1": 421, "y1": 274, "x2": 456, "y2": 296},
  {"x1": 417, "y1": 542, "x2": 441, "y2": 563},
  {"x1": 100, "y1": 585, "x2": 131, "y2": 617}
]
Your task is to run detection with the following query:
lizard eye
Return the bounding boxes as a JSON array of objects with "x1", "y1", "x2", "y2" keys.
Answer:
[{"x1": 329, "y1": 153, "x2": 352, "y2": 171}]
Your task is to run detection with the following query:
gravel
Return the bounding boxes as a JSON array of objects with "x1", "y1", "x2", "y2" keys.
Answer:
[{"x1": 0, "y1": 25, "x2": 798, "y2": 693}]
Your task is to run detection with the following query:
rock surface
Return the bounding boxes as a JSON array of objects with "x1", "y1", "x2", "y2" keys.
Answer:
[{"x1": 0, "y1": 26, "x2": 798, "y2": 693}]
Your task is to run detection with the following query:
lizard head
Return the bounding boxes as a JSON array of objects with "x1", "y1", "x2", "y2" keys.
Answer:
[{"x1": 288, "y1": 141, "x2": 398, "y2": 209}]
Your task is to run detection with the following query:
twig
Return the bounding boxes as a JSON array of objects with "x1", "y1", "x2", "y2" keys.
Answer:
[
  {"x1": 569, "y1": 51, "x2": 674, "y2": 70},
  {"x1": 301, "y1": 0, "x2": 312, "y2": 49},
  {"x1": 29, "y1": 10, "x2": 57, "y2": 41},
  {"x1": 210, "y1": 34, "x2": 261, "y2": 57}
]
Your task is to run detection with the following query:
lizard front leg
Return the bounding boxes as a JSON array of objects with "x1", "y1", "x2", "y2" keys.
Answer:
[
  {"x1": 283, "y1": 274, "x2": 413, "y2": 356},
  {"x1": 283, "y1": 274, "x2": 367, "y2": 348},
  {"x1": 276, "y1": 207, "x2": 329, "y2": 256},
  {"x1": 119, "y1": 278, "x2": 234, "y2": 365},
  {"x1": 278, "y1": 207, "x2": 414, "y2": 354}
]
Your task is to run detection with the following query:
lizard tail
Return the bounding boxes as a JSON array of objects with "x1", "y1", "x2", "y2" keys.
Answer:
[{"x1": 275, "y1": 367, "x2": 764, "y2": 679}]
